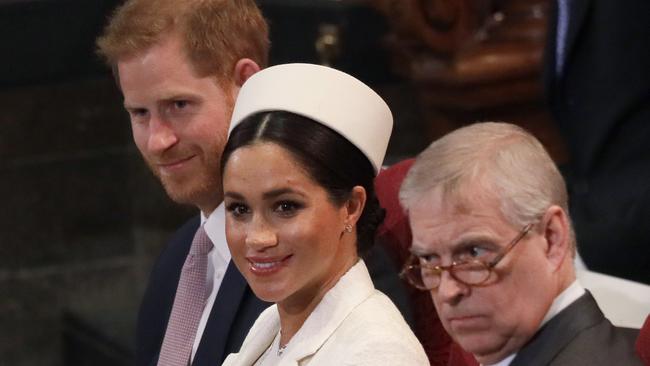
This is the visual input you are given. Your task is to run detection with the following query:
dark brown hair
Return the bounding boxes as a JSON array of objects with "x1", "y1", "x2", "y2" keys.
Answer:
[{"x1": 221, "y1": 111, "x2": 386, "y2": 255}]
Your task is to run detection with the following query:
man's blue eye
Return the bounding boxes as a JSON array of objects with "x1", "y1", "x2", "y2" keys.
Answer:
[
  {"x1": 128, "y1": 108, "x2": 148, "y2": 118},
  {"x1": 468, "y1": 246, "x2": 489, "y2": 258}
]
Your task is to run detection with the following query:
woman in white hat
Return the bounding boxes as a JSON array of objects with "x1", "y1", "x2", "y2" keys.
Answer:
[{"x1": 220, "y1": 63, "x2": 428, "y2": 366}]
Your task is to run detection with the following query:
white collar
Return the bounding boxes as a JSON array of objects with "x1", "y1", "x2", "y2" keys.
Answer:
[
  {"x1": 484, "y1": 353, "x2": 516, "y2": 366},
  {"x1": 541, "y1": 280, "x2": 585, "y2": 327},
  {"x1": 200, "y1": 202, "x2": 231, "y2": 263}
]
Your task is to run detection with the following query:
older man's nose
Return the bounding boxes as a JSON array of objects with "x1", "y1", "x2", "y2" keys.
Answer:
[{"x1": 435, "y1": 271, "x2": 468, "y2": 304}]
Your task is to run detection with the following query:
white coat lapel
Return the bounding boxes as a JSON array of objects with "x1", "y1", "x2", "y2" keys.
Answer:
[
  {"x1": 282, "y1": 260, "x2": 375, "y2": 364},
  {"x1": 227, "y1": 305, "x2": 280, "y2": 366}
]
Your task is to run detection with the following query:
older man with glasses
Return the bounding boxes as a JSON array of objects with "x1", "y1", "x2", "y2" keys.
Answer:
[{"x1": 398, "y1": 122, "x2": 642, "y2": 366}]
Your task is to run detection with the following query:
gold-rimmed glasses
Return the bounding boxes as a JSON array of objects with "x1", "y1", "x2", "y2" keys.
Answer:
[{"x1": 400, "y1": 223, "x2": 534, "y2": 291}]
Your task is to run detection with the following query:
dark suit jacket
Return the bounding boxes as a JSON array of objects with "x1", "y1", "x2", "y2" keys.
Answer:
[
  {"x1": 136, "y1": 214, "x2": 413, "y2": 366},
  {"x1": 511, "y1": 292, "x2": 642, "y2": 366},
  {"x1": 543, "y1": 0, "x2": 650, "y2": 283}
]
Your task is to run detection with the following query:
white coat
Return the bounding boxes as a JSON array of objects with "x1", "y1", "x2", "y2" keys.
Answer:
[{"x1": 222, "y1": 260, "x2": 429, "y2": 366}]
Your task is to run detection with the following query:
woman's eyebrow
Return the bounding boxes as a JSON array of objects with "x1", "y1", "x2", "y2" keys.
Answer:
[
  {"x1": 262, "y1": 188, "x2": 308, "y2": 200},
  {"x1": 224, "y1": 191, "x2": 245, "y2": 200}
]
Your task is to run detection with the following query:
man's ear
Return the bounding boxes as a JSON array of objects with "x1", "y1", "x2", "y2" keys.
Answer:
[
  {"x1": 343, "y1": 186, "x2": 367, "y2": 228},
  {"x1": 233, "y1": 58, "x2": 261, "y2": 87},
  {"x1": 541, "y1": 205, "x2": 572, "y2": 270}
]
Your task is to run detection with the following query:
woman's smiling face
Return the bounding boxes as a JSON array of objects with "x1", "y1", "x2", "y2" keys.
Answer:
[{"x1": 222, "y1": 142, "x2": 357, "y2": 307}]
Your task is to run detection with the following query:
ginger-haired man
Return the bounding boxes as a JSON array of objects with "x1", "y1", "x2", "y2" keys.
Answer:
[{"x1": 97, "y1": 1, "x2": 270, "y2": 365}]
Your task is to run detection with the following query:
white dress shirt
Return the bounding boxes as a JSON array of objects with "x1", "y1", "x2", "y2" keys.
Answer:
[{"x1": 190, "y1": 203, "x2": 232, "y2": 361}]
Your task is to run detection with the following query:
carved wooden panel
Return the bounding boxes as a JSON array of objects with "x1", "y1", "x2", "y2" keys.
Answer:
[{"x1": 369, "y1": 0, "x2": 567, "y2": 163}]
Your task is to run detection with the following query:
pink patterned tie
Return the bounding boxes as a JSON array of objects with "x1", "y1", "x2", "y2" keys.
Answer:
[{"x1": 157, "y1": 225, "x2": 212, "y2": 366}]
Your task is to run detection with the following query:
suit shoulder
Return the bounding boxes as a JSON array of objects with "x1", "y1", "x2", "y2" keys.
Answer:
[
  {"x1": 168, "y1": 216, "x2": 201, "y2": 246},
  {"x1": 155, "y1": 216, "x2": 200, "y2": 262},
  {"x1": 552, "y1": 320, "x2": 642, "y2": 365}
]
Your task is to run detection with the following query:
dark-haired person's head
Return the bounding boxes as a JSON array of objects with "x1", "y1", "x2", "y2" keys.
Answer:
[
  {"x1": 222, "y1": 111, "x2": 384, "y2": 254},
  {"x1": 220, "y1": 63, "x2": 392, "y2": 305}
]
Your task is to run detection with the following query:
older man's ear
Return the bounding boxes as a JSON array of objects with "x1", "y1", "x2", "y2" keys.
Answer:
[{"x1": 541, "y1": 205, "x2": 572, "y2": 271}]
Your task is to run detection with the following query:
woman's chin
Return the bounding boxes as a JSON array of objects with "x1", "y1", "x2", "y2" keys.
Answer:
[{"x1": 248, "y1": 281, "x2": 289, "y2": 303}]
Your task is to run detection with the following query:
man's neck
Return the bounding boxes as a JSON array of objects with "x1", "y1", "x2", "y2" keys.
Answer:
[
  {"x1": 540, "y1": 280, "x2": 585, "y2": 327},
  {"x1": 199, "y1": 198, "x2": 223, "y2": 219}
]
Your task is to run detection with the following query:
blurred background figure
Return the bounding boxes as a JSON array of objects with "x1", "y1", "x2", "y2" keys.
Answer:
[
  {"x1": 543, "y1": 0, "x2": 650, "y2": 284},
  {"x1": 371, "y1": 0, "x2": 650, "y2": 283}
]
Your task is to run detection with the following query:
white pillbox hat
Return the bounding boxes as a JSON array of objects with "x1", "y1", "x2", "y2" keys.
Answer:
[{"x1": 229, "y1": 63, "x2": 393, "y2": 174}]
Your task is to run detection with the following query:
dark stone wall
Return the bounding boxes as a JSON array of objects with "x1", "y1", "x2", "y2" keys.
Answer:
[
  {"x1": 0, "y1": 75, "x2": 194, "y2": 365},
  {"x1": 0, "y1": 76, "x2": 131, "y2": 365}
]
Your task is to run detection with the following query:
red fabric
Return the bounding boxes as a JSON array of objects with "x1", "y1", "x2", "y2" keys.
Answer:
[
  {"x1": 638, "y1": 315, "x2": 650, "y2": 365},
  {"x1": 375, "y1": 159, "x2": 416, "y2": 266},
  {"x1": 448, "y1": 342, "x2": 479, "y2": 366},
  {"x1": 374, "y1": 159, "x2": 477, "y2": 366}
]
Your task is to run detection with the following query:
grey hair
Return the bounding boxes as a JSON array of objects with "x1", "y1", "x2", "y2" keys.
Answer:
[{"x1": 399, "y1": 122, "x2": 575, "y2": 250}]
